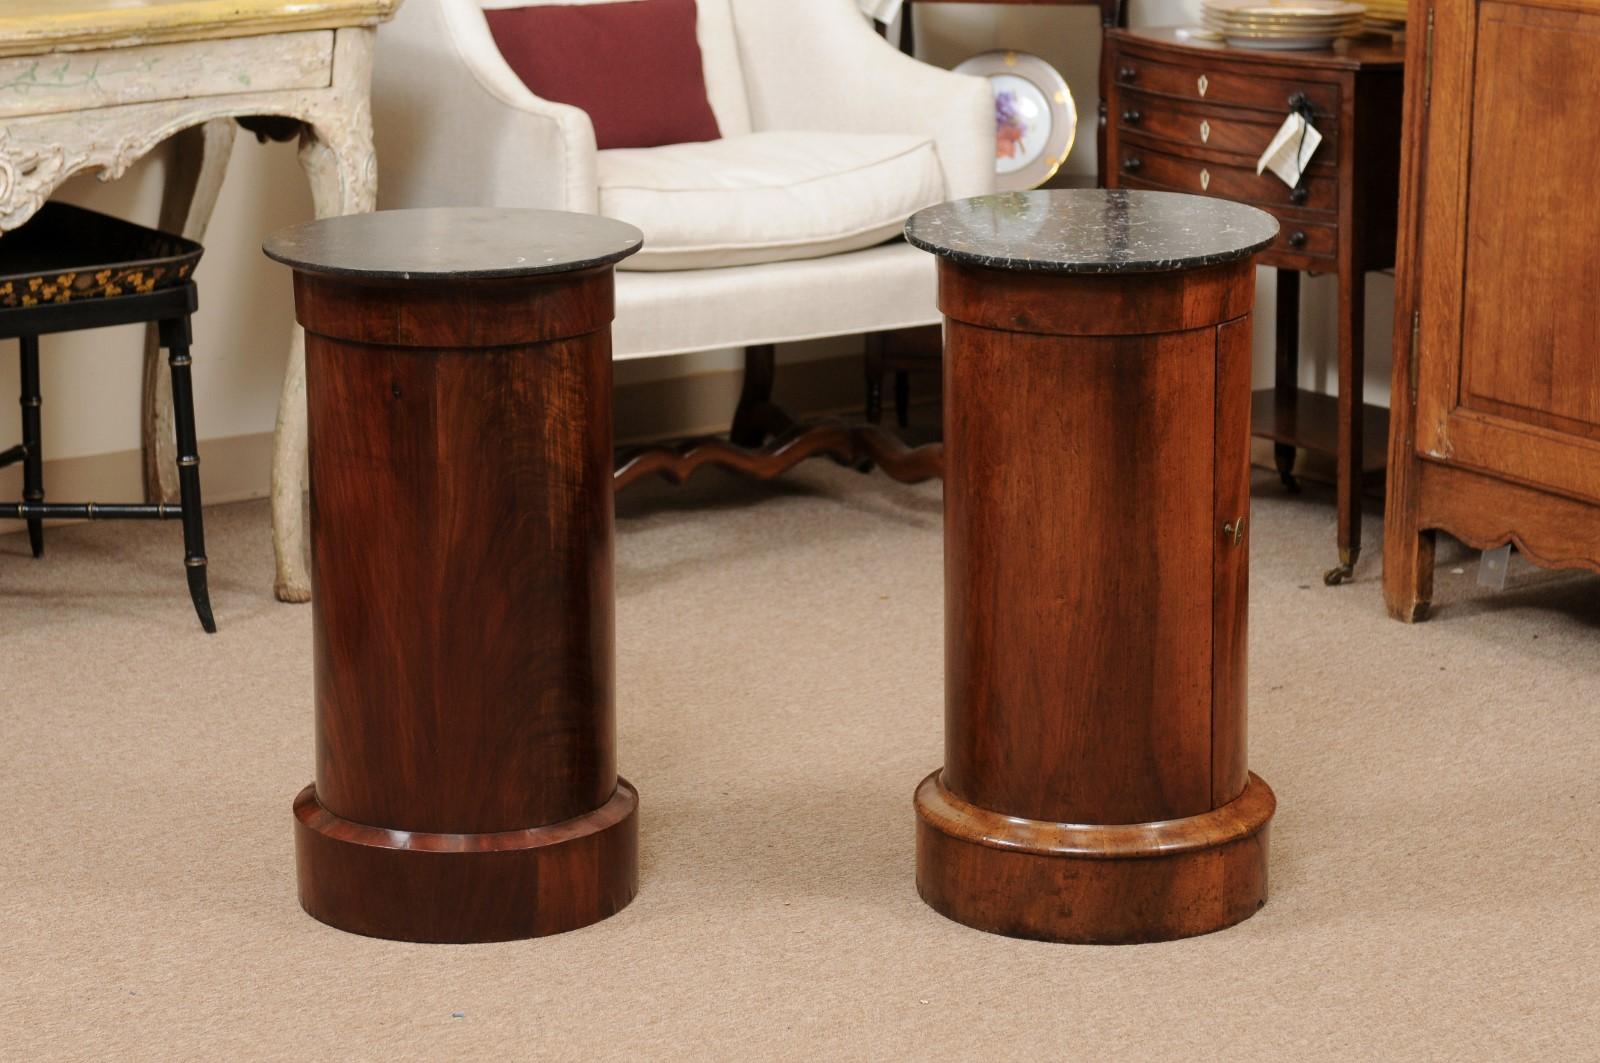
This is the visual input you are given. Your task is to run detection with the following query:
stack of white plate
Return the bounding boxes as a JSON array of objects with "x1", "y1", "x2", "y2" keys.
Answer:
[
  {"x1": 1362, "y1": 0, "x2": 1407, "y2": 33},
  {"x1": 1201, "y1": 0, "x2": 1367, "y2": 49}
]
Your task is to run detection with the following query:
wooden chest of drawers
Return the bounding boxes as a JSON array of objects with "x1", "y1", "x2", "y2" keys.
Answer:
[{"x1": 1105, "y1": 27, "x2": 1405, "y2": 582}]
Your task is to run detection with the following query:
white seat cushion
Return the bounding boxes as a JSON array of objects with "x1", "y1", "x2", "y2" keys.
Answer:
[{"x1": 598, "y1": 130, "x2": 947, "y2": 271}]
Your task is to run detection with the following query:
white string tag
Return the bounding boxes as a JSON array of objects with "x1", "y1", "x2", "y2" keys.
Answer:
[{"x1": 1257, "y1": 112, "x2": 1323, "y2": 188}]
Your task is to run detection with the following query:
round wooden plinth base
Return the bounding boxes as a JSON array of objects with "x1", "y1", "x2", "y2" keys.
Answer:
[
  {"x1": 294, "y1": 779, "x2": 638, "y2": 943},
  {"x1": 915, "y1": 771, "x2": 1274, "y2": 944}
]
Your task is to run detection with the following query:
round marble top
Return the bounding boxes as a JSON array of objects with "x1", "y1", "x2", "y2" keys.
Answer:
[
  {"x1": 263, "y1": 207, "x2": 643, "y2": 280},
  {"x1": 905, "y1": 190, "x2": 1278, "y2": 274}
]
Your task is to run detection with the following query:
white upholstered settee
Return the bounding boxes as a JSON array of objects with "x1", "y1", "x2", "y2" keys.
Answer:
[
  {"x1": 268, "y1": 0, "x2": 994, "y2": 599},
  {"x1": 367, "y1": 0, "x2": 993, "y2": 467}
]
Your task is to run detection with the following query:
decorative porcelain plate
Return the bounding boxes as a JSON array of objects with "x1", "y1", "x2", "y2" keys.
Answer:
[{"x1": 954, "y1": 50, "x2": 1077, "y2": 192}]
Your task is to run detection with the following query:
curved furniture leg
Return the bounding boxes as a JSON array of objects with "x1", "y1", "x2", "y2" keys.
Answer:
[
  {"x1": 271, "y1": 328, "x2": 313, "y2": 603},
  {"x1": 159, "y1": 315, "x2": 217, "y2": 633},
  {"x1": 271, "y1": 85, "x2": 376, "y2": 603},
  {"x1": 142, "y1": 119, "x2": 235, "y2": 504}
]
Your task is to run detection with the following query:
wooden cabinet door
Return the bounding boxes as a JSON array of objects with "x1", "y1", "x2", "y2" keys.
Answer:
[{"x1": 1413, "y1": 0, "x2": 1600, "y2": 504}]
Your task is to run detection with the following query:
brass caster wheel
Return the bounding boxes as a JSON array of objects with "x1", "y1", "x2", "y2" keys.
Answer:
[{"x1": 1323, "y1": 564, "x2": 1353, "y2": 586}]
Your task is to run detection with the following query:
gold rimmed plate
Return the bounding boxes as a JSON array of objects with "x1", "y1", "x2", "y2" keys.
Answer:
[
  {"x1": 1204, "y1": 17, "x2": 1363, "y2": 32},
  {"x1": 953, "y1": 50, "x2": 1078, "y2": 192},
  {"x1": 1204, "y1": 19, "x2": 1362, "y2": 35},
  {"x1": 1202, "y1": 9, "x2": 1364, "y2": 25},
  {"x1": 1206, "y1": 0, "x2": 1366, "y2": 14}
]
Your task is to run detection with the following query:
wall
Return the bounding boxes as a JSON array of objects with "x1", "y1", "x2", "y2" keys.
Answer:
[{"x1": 1, "y1": 2, "x2": 1394, "y2": 506}]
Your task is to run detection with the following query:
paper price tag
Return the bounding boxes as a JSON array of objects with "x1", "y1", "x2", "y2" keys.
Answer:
[
  {"x1": 1257, "y1": 112, "x2": 1323, "y2": 188},
  {"x1": 1477, "y1": 544, "x2": 1513, "y2": 591}
]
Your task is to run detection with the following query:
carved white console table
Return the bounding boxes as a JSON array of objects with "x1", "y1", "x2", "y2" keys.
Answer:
[{"x1": 0, "y1": 0, "x2": 400, "y2": 602}]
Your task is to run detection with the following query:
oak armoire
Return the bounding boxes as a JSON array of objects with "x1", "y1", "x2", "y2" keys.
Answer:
[{"x1": 1384, "y1": 0, "x2": 1600, "y2": 621}]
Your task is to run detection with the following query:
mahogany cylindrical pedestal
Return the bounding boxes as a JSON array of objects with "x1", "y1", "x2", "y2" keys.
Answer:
[
  {"x1": 265, "y1": 208, "x2": 644, "y2": 942},
  {"x1": 906, "y1": 190, "x2": 1281, "y2": 944}
]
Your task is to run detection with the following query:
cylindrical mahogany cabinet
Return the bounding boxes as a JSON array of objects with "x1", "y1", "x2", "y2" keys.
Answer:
[
  {"x1": 906, "y1": 190, "x2": 1280, "y2": 944},
  {"x1": 265, "y1": 208, "x2": 643, "y2": 943}
]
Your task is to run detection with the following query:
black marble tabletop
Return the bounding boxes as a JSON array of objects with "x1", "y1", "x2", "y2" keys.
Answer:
[
  {"x1": 263, "y1": 207, "x2": 643, "y2": 280},
  {"x1": 905, "y1": 190, "x2": 1278, "y2": 274}
]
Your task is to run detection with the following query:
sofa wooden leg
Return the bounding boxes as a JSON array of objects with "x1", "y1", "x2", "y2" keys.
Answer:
[
  {"x1": 730, "y1": 343, "x2": 792, "y2": 447},
  {"x1": 865, "y1": 332, "x2": 887, "y2": 424}
]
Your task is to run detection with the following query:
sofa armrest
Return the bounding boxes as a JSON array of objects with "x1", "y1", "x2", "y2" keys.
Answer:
[
  {"x1": 728, "y1": 0, "x2": 995, "y2": 199},
  {"x1": 372, "y1": 0, "x2": 599, "y2": 213}
]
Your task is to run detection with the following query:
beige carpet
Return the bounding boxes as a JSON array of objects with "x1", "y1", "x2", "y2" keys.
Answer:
[{"x1": 2, "y1": 464, "x2": 1597, "y2": 1062}]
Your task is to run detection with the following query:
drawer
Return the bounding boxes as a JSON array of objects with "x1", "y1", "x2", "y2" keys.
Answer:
[
  {"x1": 1117, "y1": 93, "x2": 1338, "y2": 167},
  {"x1": 0, "y1": 31, "x2": 333, "y2": 118},
  {"x1": 1111, "y1": 52, "x2": 1337, "y2": 118},
  {"x1": 1119, "y1": 174, "x2": 1339, "y2": 264},
  {"x1": 1115, "y1": 144, "x2": 1340, "y2": 213},
  {"x1": 1262, "y1": 215, "x2": 1338, "y2": 259}
]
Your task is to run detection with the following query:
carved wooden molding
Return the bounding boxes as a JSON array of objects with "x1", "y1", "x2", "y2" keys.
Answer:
[{"x1": 0, "y1": 25, "x2": 381, "y2": 606}]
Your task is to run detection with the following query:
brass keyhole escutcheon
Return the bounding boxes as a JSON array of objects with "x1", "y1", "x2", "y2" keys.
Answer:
[
  {"x1": 1224, "y1": 517, "x2": 1247, "y2": 546},
  {"x1": 1197, "y1": 74, "x2": 1209, "y2": 96},
  {"x1": 1200, "y1": 168, "x2": 1211, "y2": 191},
  {"x1": 1199, "y1": 119, "x2": 1211, "y2": 143}
]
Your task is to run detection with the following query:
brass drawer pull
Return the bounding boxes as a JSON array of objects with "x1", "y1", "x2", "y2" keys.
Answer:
[
  {"x1": 1122, "y1": 109, "x2": 1142, "y2": 124},
  {"x1": 1119, "y1": 65, "x2": 1138, "y2": 82},
  {"x1": 1288, "y1": 230, "x2": 1307, "y2": 248},
  {"x1": 1224, "y1": 518, "x2": 1247, "y2": 546},
  {"x1": 1122, "y1": 156, "x2": 1143, "y2": 173},
  {"x1": 1290, "y1": 185, "x2": 1309, "y2": 205}
]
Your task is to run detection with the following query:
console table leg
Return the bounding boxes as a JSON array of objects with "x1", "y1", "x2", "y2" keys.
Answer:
[{"x1": 142, "y1": 118, "x2": 234, "y2": 505}]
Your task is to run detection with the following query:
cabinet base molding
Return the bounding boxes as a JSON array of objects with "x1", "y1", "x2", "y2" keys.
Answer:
[
  {"x1": 1417, "y1": 461, "x2": 1600, "y2": 576},
  {"x1": 293, "y1": 780, "x2": 639, "y2": 944},
  {"x1": 914, "y1": 771, "x2": 1274, "y2": 945}
]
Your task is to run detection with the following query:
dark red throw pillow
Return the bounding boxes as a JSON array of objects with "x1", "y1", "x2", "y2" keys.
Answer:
[{"x1": 485, "y1": 0, "x2": 722, "y2": 151}]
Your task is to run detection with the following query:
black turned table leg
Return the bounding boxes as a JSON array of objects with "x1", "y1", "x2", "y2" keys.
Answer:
[
  {"x1": 1273, "y1": 269, "x2": 1300, "y2": 493},
  {"x1": 159, "y1": 316, "x2": 215, "y2": 634},
  {"x1": 19, "y1": 335, "x2": 44, "y2": 558},
  {"x1": 865, "y1": 332, "x2": 886, "y2": 425}
]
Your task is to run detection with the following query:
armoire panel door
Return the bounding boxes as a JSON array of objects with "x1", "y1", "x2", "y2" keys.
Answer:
[{"x1": 1414, "y1": 0, "x2": 1600, "y2": 505}]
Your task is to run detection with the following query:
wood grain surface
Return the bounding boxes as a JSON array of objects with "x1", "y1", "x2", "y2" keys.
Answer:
[
  {"x1": 919, "y1": 253, "x2": 1273, "y2": 943},
  {"x1": 1384, "y1": 0, "x2": 1600, "y2": 621},
  {"x1": 290, "y1": 263, "x2": 636, "y2": 941}
]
